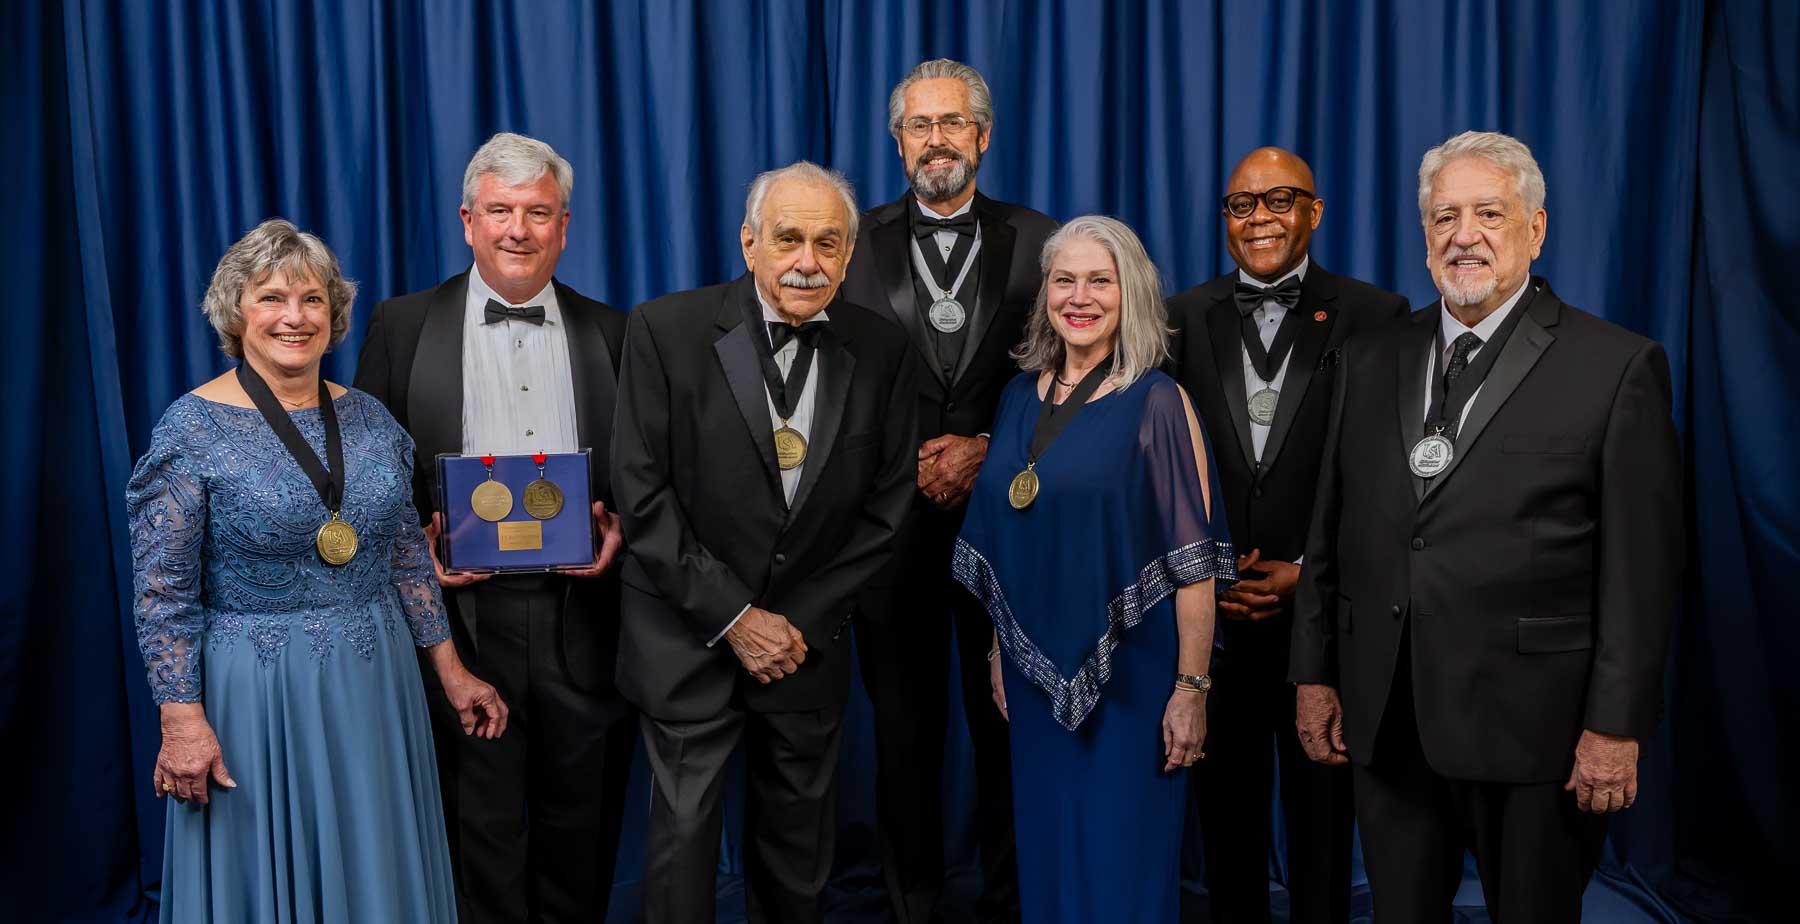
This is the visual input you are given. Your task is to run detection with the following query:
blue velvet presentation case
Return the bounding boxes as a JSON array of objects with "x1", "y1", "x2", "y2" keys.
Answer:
[{"x1": 435, "y1": 451, "x2": 594, "y2": 572}]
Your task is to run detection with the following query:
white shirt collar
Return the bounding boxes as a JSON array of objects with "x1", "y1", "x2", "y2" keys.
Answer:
[
  {"x1": 1236, "y1": 254, "x2": 1310, "y2": 290},
  {"x1": 468, "y1": 265, "x2": 560, "y2": 324},
  {"x1": 915, "y1": 194, "x2": 975, "y2": 221},
  {"x1": 1438, "y1": 277, "x2": 1531, "y2": 346}
]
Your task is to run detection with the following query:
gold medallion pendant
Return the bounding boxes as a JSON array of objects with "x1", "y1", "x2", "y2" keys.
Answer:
[
  {"x1": 471, "y1": 454, "x2": 514, "y2": 521},
  {"x1": 774, "y1": 425, "x2": 808, "y2": 471},
  {"x1": 316, "y1": 513, "x2": 359, "y2": 565},
  {"x1": 1008, "y1": 466, "x2": 1040, "y2": 510},
  {"x1": 522, "y1": 479, "x2": 564, "y2": 519}
]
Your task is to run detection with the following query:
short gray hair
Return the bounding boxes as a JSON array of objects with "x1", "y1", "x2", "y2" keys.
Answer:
[
  {"x1": 1013, "y1": 216, "x2": 1169, "y2": 389},
  {"x1": 743, "y1": 161, "x2": 861, "y2": 242},
  {"x1": 1417, "y1": 130, "x2": 1546, "y2": 224},
  {"x1": 461, "y1": 132, "x2": 574, "y2": 210},
  {"x1": 887, "y1": 58, "x2": 995, "y2": 140},
  {"x1": 201, "y1": 218, "x2": 357, "y2": 359}
]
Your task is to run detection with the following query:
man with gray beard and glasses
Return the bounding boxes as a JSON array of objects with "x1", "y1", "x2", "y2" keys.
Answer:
[
  {"x1": 611, "y1": 161, "x2": 916, "y2": 923},
  {"x1": 840, "y1": 57, "x2": 1056, "y2": 924},
  {"x1": 1289, "y1": 131, "x2": 1681, "y2": 922}
]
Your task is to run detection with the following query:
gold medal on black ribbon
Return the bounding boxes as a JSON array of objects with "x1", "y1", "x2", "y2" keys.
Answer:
[
  {"x1": 1007, "y1": 465, "x2": 1039, "y2": 510},
  {"x1": 233, "y1": 362, "x2": 358, "y2": 565},
  {"x1": 522, "y1": 452, "x2": 565, "y2": 519},
  {"x1": 316, "y1": 511, "x2": 359, "y2": 565},
  {"x1": 471, "y1": 454, "x2": 514, "y2": 521},
  {"x1": 1012, "y1": 354, "x2": 1116, "y2": 513},
  {"x1": 774, "y1": 423, "x2": 808, "y2": 470}
]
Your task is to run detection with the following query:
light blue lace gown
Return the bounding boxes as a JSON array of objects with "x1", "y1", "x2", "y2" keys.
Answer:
[{"x1": 127, "y1": 389, "x2": 457, "y2": 922}]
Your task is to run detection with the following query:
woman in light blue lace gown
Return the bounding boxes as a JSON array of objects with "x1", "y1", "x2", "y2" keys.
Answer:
[{"x1": 129, "y1": 219, "x2": 507, "y2": 922}]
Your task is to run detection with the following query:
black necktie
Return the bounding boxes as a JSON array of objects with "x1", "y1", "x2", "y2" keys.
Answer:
[
  {"x1": 483, "y1": 299, "x2": 546, "y2": 326},
  {"x1": 1438, "y1": 332, "x2": 1484, "y2": 436},
  {"x1": 914, "y1": 213, "x2": 977, "y2": 238},
  {"x1": 1233, "y1": 275, "x2": 1304, "y2": 318},
  {"x1": 1442, "y1": 332, "x2": 1483, "y2": 392},
  {"x1": 767, "y1": 320, "x2": 827, "y2": 352}
]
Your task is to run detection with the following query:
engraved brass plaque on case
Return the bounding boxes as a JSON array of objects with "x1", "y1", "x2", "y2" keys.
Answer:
[{"x1": 496, "y1": 520, "x2": 544, "y2": 551}]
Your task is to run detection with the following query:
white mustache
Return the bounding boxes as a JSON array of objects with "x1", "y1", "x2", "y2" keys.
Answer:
[
  {"x1": 1443, "y1": 245, "x2": 1494, "y2": 265},
  {"x1": 779, "y1": 270, "x2": 831, "y2": 289}
]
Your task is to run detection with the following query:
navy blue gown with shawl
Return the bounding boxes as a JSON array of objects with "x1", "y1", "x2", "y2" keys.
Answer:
[{"x1": 954, "y1": 370, "x2": 1235, "y2": 923}]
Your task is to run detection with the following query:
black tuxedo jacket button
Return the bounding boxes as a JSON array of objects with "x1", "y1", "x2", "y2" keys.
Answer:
[{"x1": 1411, "y1": 537, "x2": 1426, "y2": 550}]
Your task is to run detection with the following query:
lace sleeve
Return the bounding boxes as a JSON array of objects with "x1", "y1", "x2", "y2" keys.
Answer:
[
  {"x1": 389, "y1": 425, "x2": 450, "y2": 647},
  {"x1": 1139, "y1": 377, "x2": 1238, "y2": 587},
  {"x1": 126, "y1": 417, "x2": 208, "y2": 704}
]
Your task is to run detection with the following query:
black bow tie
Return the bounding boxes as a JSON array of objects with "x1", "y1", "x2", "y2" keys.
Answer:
[
  {"x1": 914, "y1": 213, "x2": 977, "y2": 238},
  {"x1": 767, "y1": 320, "x2": 828, "y2": 352},
  {"x1": 484, "y1": 299, "x2": 546, "y2": 326},
  {"x1": 1233, "y1": 275, "x2": 1303, "y2": 317}
]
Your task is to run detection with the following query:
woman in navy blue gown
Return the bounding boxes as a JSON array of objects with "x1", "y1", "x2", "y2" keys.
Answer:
[
  {"x1": 954, "y1": 216, "x2": 1235, "y2": 923},
  {"x1": 128, "y1": 219, "x2": 508, "y2": 921}
]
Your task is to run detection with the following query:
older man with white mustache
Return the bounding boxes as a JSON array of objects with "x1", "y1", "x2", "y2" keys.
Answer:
[
  {"x1": 612, "y1": 161, "x2": 918, "y2": 924},
  {"x1": 1289, "y1": 131, "x2": 1682, "y2": 922}
]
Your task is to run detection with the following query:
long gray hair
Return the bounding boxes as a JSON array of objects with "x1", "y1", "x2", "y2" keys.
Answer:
[{"x1": 1013, "y1": 215, "x2": 1169, "y2": 388}]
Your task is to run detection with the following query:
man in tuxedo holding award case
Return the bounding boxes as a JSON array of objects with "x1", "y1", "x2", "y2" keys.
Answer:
[
  {"x1": 354, "y1": 132, "x2": 633, "y2": 924},
  {"x1": 612, "y1": 161, "x2": 917, "y2": 923}
]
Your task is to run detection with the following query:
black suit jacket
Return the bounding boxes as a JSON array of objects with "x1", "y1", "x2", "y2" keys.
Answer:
[
  {"x1": 610, "y1": 275, "x2": 918, "y2": 719},
  {"x1": 352, "y1": 270, "x2": 628, "y2": 696},
  {"x1": 1168, "y1": 266, "x2": 1409, "y2": 651},
  {"x1": 1290, "y1": 278, "x2": 1682, "y2": 783},
  {"x1": 840, "y1": 191, "x2": 1057, "y2": 443}
]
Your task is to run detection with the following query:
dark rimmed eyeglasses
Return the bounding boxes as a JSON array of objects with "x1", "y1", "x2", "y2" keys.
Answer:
[
  {"x1": 901, "y1": 115, "x2": 979, "y2": 139},
  {"x1": 1221, "y1": 186, "x2": 1316, "y2": 219}
]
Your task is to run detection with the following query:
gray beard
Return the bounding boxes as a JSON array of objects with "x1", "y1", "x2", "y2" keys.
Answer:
[
  {"x1": 910, "y1": 157, "x2": 978, "y2": 204},
  {"x1": 1438, "y1": 270, "x2": 1498, "y2": 307}
]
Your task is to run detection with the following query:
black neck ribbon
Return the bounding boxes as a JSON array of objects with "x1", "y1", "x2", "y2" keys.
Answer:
[
  {"x1": 1423, "y1": 288, "x2": 1532, "y2": 440},
  {"x1": 750, "y1": 308, "x2": 825, "y2": 422},
  {"x1": 236, "y1": 362, "x2": 343, "y2": 514},
  {"x1": 1240, "y1": 305, "x2": 1305, "y2": 384},
  {"x1": 1029, "y1": 352, "x2": 1116, "y2": 464}
]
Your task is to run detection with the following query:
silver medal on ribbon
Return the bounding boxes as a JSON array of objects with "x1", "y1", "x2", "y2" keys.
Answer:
[
  {"x1": 911, "y1": 232, "x2": 981, "y2": 334},
  {"x1": 928, "y1": 296, "x2": 966, "y2": 333},
  {"x1": 1247, "y1": 386, "x2": 1279, "y2": 426},
  {"x1": 1409, "y1": 432, "x2": 1455, "y2": 478}
]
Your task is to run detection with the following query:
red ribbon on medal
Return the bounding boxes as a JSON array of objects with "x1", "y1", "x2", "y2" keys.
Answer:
[
  {"x1": 480, "y1": 455, "x2": 496, "y2": 467},
  {"x1": 532, "y1": 453, "x2": 547, "y2": 465}
]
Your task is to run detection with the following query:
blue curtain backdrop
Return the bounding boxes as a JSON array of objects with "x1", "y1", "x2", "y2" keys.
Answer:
[{"x1": 5, "y1": 0, "x2": 1795, "y2": 921}]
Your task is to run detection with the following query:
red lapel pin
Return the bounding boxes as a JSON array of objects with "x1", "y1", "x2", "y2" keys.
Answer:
[{"x1": 1313, "y1": 310, "x2": 1327, "y2": 321}]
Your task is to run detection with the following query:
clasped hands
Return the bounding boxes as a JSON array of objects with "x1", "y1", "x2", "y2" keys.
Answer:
[
  {"x1": 1294, "y1": 684, "x2": 1641, "y2": 813},
  {"x1": 918, "y1": 434, "x2": 986, "y2": 509},
  {"x1": 725, "y1": 607, "x2": 809, "y2": 684},
  {"x1": 1219, "y1": 548, "x2": 1298, "y2": 621},
  {"x1": 425, "y1": 500, "x2": 624, "y2": 587}
]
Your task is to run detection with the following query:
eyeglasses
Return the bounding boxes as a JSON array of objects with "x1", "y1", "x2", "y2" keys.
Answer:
[
  {"x1": 1221, "y1": 186, "x2": 1316, "y2": 219},
  {"x1": 901, "y1": 115, "x2": 979, "y2": 139}
]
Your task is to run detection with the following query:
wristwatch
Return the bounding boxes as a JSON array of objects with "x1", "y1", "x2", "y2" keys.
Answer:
[{"x1": 1176, "y1": 672, "x2": 1212, "y2": 693}]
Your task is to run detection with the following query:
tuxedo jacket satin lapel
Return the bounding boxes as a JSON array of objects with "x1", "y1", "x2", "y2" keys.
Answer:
[
  {"x1": 1206, "y1": 297, "x2": 1257, "y2": 470},
  {"x1": 1395, "y1": 310, "x2": 1435, "y2": 503},
  {"x1": 789, "y1": 326, "x2": 854, "y2": 520},
  {"x1": 1260, "y1": 271, "x2": 1340, "y2": 471},
  {"x1": 872, "y1": 214, "x2": 946, "y2": 386},
  {"x1": 712, "y1": 282, "x2": 783, "y2": 498},
  {"x1": 952, "y1": 195, "x2": 1017, "y2": 385},
  {"x1": 1421, "y1": 285, "x2": 1558, "y2": 499},
  {"x1": 405, "y1": 274, "x2": 468, "y2": 475}
]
